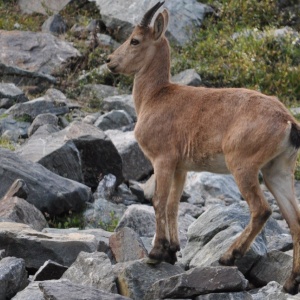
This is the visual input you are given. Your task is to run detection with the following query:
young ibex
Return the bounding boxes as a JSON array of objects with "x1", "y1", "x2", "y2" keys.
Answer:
[{"x1": 107, "y1": 1, "x2": 300, "y2": 294}]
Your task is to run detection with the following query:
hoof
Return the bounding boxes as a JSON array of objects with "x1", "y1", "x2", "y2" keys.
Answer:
[
  {"x1": 219, "y1": 253, "x2": 236, "y2": 266},
  {"x1": 283, "y1": 277, "x2": 300, "y2": 295},
  {"x1": 148, "y1": 245, "x2": 178, "y2": 265}
]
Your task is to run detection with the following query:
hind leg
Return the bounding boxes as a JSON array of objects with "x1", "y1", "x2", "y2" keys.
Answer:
[
  {"x1": 219, "y1": 164, "x2": 272, "y2": 265},
  {"x1": 262, "y1": 149, "x2": 300, "y2": 295}
]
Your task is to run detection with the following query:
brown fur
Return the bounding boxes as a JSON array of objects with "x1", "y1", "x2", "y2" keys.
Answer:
[{"x1": 107, "y1": 6, "x2": 300, "y2": 294}]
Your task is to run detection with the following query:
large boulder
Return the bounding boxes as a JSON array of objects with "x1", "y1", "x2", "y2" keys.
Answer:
[
  {"x1": 0, "y1": 148, "x2": 92, "y2": 215},
  {"x1": 0, "y1": 30, "x2": 80, "y2": 88},
  {"x1": 17, "y1": 0, "x2": 71, "y2": 14},
  {"x1": 0, "y1": 222, "x2": 98, "y2": 269},
  {"x1": 91, "y1": 0, "x2": 214, "y2": 45}
]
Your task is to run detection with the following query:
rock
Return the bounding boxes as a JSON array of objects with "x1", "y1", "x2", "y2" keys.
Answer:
[
  {"x1": 117, "y1": 258, "x2": 183, "y2": 300},
  {"x1": 144, "y1": 266, "x2": 248, "y2": 300},
  {"x1": 266, "y1": 233, "x2": 293, "y2": 252},
  {"x1": 84, "y1": 198, "x2": 127, "y2": 230},
  {"x1": 181, "y1": 203, "x2": 276, "y2": 275},
  {"x1": 179, "y1": 202, "x2": 204, "y2": 219},
  {"x1": 91, "y1": 0, "x2": 214, "y2": 45},
  {"x1": 12, "y1": 281, "x2": 44, "y2": 300},
  {"x1": 62, "y1": 251, "x2": 117, "y2": 293},
  {"x1": 64, "y1": 121, "x2": 123, "y2": 188},
  {"x1": 0, "y1": 83, "x2": 28, "y2": 107},
  {"x1": 102, "y1": 94, "x2": 137, "y2": 121},
  {"x1": 109, "y1": 227, "x2": 148, "y2": 263},
  {"x1": 38, "y1": 280, "x2": 131, "y2": 300},
  {"x1": 42, "y1": 227, "x2": 112, "y2": 253},
  {"x1": 0, "y1": 222, "x2": 98, "y2": 269},
  {"x1": 16, "y1": 127, "x2": 83, "y2": 183},
  {"x1": 195, "y1": 292, "x2": 253, "y2": 300},
  {"x1": 0, "y1": 30, "x2": 80, "y2": 88},
  {"x1": 95, "y1": 110, "x2": 133, "y2": 131},
  {"x1": 42, "y1": 14, "x2": 67, "y2": 35},
  {"x1": 116, "y1": 204, "x2": 155, "y2": 237},
  {"x1": 106, "y1": 130, "x2": 152, "y2": 181},
  {"x1": 97, "y1": 33, "x2": 120, "y2": 49},
  {"x1": 0, "y1": 115, "x2": 31, "y2": 141},
  {"x1": 0, "y1": 194, "x2": 48, "y2": 231},
  {"x1": 7, "y1": 96, "x2": 69, "y2": 121},
  {"x1": 33, "y1": 260, "x2": 68, "y2": 281},
  {"x1": 94, "y1": 173, "x2": 118, "y2": 200},
  {"x1": 17, "y1": 0, "x2": 71, "y2": 14},
  {"x1": 28, "y1": 113, "x2": 59, "y2": 137},
  {"x1": 249, "y1": 281, "x2": 293, "y2": 300},
  {"x1": 79, "y1": 84, "x2": 119, "y2": 103},
  {"x1": 184, "y1": 172, "x2": 241, "y2": 205},
  {"x1": 0, "y1": 148, "x2": 92, "y2": 215},
  {"x1": 172, "y1": 69, "x2": 202, "y2": 87},
  {"x1": 0, "y1": 257, "x2": 28, "y2": 300},
  {"x1": 248, "y1": 250, "x2": 293, "y2": 286}
]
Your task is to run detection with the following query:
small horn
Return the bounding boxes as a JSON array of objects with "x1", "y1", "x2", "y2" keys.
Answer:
[{"x1": 140, "y1": 1, "x2": 165, "y2": 28}]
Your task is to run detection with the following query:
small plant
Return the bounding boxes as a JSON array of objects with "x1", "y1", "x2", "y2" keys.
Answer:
[
  {"x1": 46, "y1": 211, "x2": 85, "y2": 229},
  {"x1": 98, "y1": 211, "x2": 119, "y2": 232},
  {"x1": 0, "y1": 137, "x2": 15, "y2": 151}
]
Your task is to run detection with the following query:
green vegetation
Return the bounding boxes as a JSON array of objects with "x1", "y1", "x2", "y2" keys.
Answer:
[
  {"x1": 0, "y1": 137, "x2": 15, "y2": 151},
  {"x1": 172, "y1": 0, "x2": 300, "y2": 106},
  {"x1": 98, "y1": 211, "x2": 119, "y2": 232},
  {"x1": 46, "y1": 211, "x2": 85, "y2": 229}
]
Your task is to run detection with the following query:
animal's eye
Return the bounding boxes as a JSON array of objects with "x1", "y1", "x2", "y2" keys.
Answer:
[{"x1": 130, "y1": 38, "x2": 140, "y2": 46}]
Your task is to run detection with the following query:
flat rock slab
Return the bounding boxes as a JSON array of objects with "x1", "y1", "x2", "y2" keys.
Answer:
[
  {"x1": 144, "y1": 266, "x2": 248, "y2": 300},
  {"x1": 0, "y1": 148, "x2": 92, "y2": 215},
  {"x1": 0, "y1": 256, "x2": 28, "y2": 300},
  {"x1": 62, "y1": 251, "x2": 117, "y2": 293},
  {"x1": 117, "y1": 259, "x2": 183, "y2": 300},
  {"x1": 0, "y1": 222, "x2": 98, "y2": 269}
]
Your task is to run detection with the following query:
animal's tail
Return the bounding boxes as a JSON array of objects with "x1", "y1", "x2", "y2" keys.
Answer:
[{"x1": 290, "y1": 123, "x2": 300, "y2": 149}]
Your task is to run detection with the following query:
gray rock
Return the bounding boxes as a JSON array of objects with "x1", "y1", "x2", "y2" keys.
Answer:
[
  {"x1": 106, "y1": 130, "x2": 152, "y2": 181},
  {"x1": 117, "y1": 258, "x2": 183, "y2": 300},
  {"x1": 33, "y1": 260, "x2": 68, "y2": 281},
  {"x1": 95, "y1": 110, "x2": 133, "y2": 131},
  {"x1": 0, "y1": 222, "x2": 98, "y2": 269},
  {"x1": 102, "y1": 94, "x2": 137, "y2": 121},
  {"x1": 42, "y1": 14, "x2": 67, "y2": 35},
  {"x1": 249, "y1": 250, "x2": 293, "y2": 286},
  {"x1": 0, "y1": 30, "x2": 80, "y2": 86},
  {"x1": 97, "y1": 33, "x2": 120, "y2": 49},
  {"x1": 0, "y1": 115, "x2": 31, "y2": 140},
  {"x1": 0, "y1": 257, "x2": 28, "y2": 300},
  {"x1": 91, "y1": 0, "x2": 214, "y2": 45},
  {"x1": 7, "y1": 96, "x2": 69, "y2": 121},
  {"x1": 18, "y1": 0, "x2": 71, "y2": 14},
  {"x1": 12, "y1": 281, "x2": 44, "y2": 300},
  {"x1": 172, "y1": 69, "x2": 202, "y2": 87},
  {"x1": 266, "y1": 233, "x2": 293, "y2": 252},
  {"x1": 94, "y1": 173, "x2": 118, "y2": 200},
  {"x1": 42, "y1": 227, "x2": 112, "y2": 253},
  {"x1": 62, "y1": 251, "x2": 117, "y2": 293},
  {"x1": 38, "y1": 280, "x2": 131, "y2": 300},
  {"x1": 65, "y1": 121, "x2": 123, "y2": 188},
  {"x1": 195, "y1": 292, "x2": 253, "y2": 300},
  {"x1": 185, "y1": 172, "x2": 241, "y2": 205},
  {"x1": 80, "y1": 84, "x2": 119, "y2": 103},
  {"x1": 0, "y1": 148, "x2": 92, "y2": 215},
  {"x1": 116, "y1": 204, "x2": 155, "y2": 237},
  {"x1": 109, "y1": 227, "x2": 148, "y2": 263},
  {"x1": 181, "y1": 203, "x2": 274, "y2": 274},
  {"x1": 0, "y1": 83, "x2": 28, "y2": 106},
  {"x1": 28, "y1": 113, "x2": 59, "y2": 137},
  {"x1": 179, "y1": 202, "x2": 204, "y2": 219},
  {"x1": 84, "y1": 198, "x2": 127, "y2": 230},
  {"x1": 144, "y1": 266, "x2": 248, "y2": 300},
  {"x1": 0, "y1": 195, "x2": 48, "y2": 231}
]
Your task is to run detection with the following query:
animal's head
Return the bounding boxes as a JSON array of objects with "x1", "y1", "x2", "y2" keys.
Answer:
[{"x1": 106, "y1": 1, "x2": 169, "y2": 76}]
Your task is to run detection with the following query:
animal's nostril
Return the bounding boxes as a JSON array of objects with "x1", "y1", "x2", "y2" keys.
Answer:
[{"x1": 106, "y1": 57, "x2": 111, "y2": 63}]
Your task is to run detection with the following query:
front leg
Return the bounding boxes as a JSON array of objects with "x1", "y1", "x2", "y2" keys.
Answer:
[{"x1": 148, "y1": 159, "x2": 176, "y2": 264}]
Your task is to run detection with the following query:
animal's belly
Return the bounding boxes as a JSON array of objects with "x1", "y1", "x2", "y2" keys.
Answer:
[{"x1": 181, "y1": 153, "x2": 230, "y2": 174}]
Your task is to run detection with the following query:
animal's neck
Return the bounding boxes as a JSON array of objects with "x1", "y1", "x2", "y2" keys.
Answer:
[{"x1": 133, "y1": 38, "x2": 171, "y2": 116}]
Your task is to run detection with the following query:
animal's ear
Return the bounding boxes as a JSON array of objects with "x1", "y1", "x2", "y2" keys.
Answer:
[{"x1": 153, "y1": 9, "x2": 169, "y2": 40}]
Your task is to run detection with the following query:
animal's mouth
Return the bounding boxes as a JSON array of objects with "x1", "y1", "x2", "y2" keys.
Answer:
[{"x1": 107, "y1": 64, "x2": 119, "y2": 74}]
